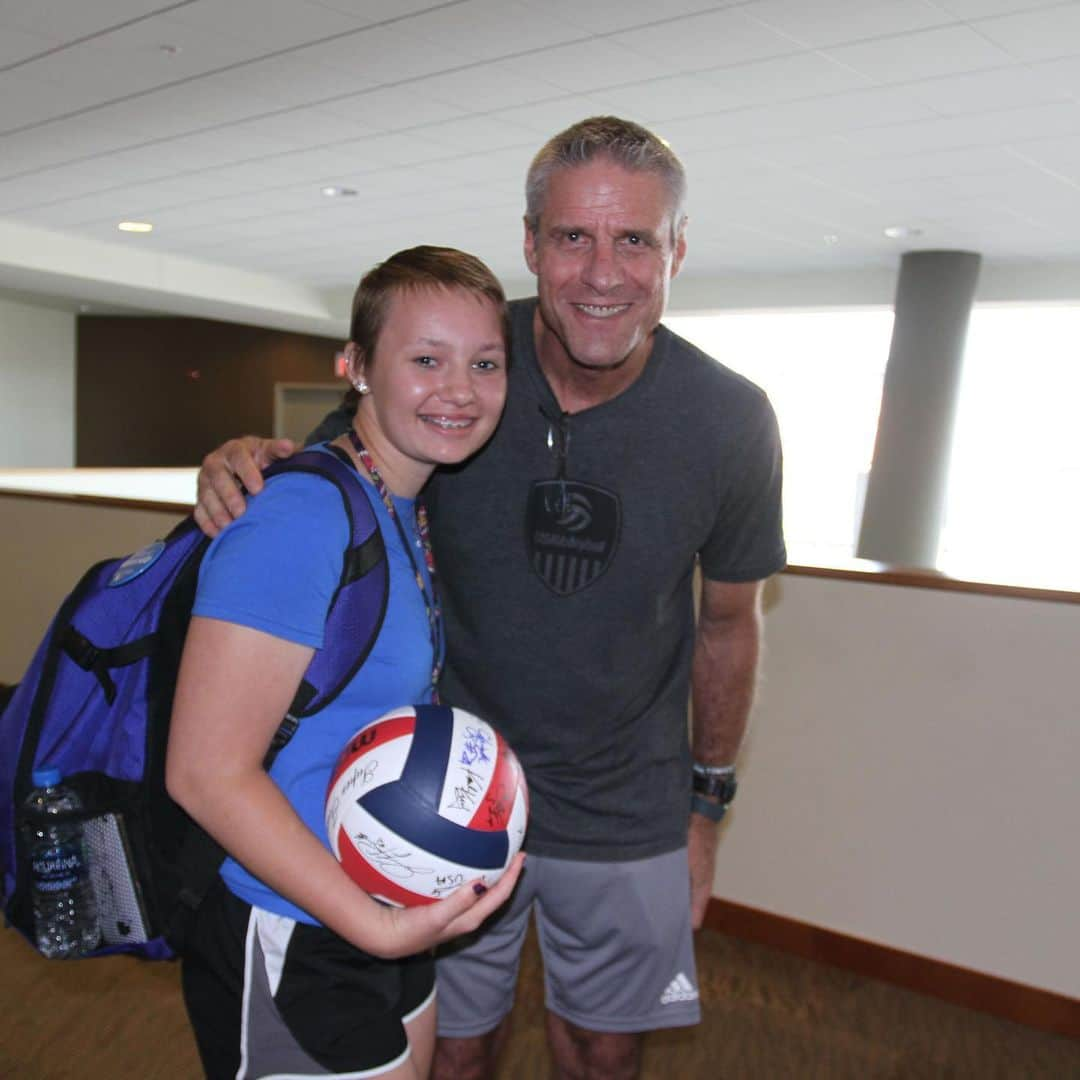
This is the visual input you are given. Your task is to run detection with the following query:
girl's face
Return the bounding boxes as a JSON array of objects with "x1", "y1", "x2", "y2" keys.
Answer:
[{"x1": 351, "y1": 286, "x2": 508, "y2": 495}]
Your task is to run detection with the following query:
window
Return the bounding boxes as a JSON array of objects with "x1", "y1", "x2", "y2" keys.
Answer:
[
  {"x1": 667, "y1": 303, "x2": 1080, "y2": 592},
  {"x1": 938, "y1": 304, "x2": 1080, "y2": 591},
  {"x1": 665, "y1": 309, "x2": 893, "y2": 566}
]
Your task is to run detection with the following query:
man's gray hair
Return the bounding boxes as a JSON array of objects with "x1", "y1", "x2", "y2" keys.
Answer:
[{"x1": 524, "y1": 116, "x2": 687, "y2": 243}]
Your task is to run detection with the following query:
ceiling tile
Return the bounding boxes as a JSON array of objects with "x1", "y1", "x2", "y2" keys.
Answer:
[
  {"x1": 611, "y1": 8, "x2": 802, "y2": 72},
  {"x1": 590, "y1": 75, "x2": 748, "y2": 125},
  {"x1": 674, "y1": 87, "x2": 936, "y2": 147},
  {"x1": 414, "y1": 61, "x2": 566, "y2": 111},
  {"x1": 331, "y1": 129, "x2": 461, "y2": 169},
  {"x1": 8, "y1": 43, "x2": 168, "y2": 106},
  {"x1": 935, "y1": 0, "x2": 1072, "y2": 15},
  {"x1": 796, "y1": 145, "x2": 1022, "y2": 185},
  {"x1": 79, "y1": 12, "x2": 271, "y2": 73},
  {"x1": 834, "y1": 101, "x2": 1080, "y2": 157},
  {"x1": 164, "y1": 0, "x2": 370, "y2": 51},
  {"x1": 284, "y1": 23, "x2": 478, "y2": 82},
  {"x1": 533, "y1": 0, "x2": 745, "y2": 35},
  {"x1": 411, "y1": 145, "x2": 532, "y2": 187},
  {"x1": 0, "y1": 22, "x2": 61, "y2": 66},
  {"x1": 974, "y1": 4, "x2": 1080, "y2": 60},
  {"x1": 410, "y1": 115, "x2": 536, "y2": 153},
  {"x1": 1027, "y1": 53, "x2": 1080, "y2": 97},
  {"x1": 740, "y1": 0, "x2": 953, "y2": 49},
  {"x1": 0, "y1": 0, "x2": 170, "y2": 38},
  {"x1": 81, "y1": 68, "x2": 299, "y2": 140},
  {"x1": 0, "y1": 119, "x2": 150, "y2": 181},
  {"x1": 307, "y1": 0, "x2": 451, "y2": 23},
  {"x1": 1008, "y1": 133, "x2": 1080, "y2": 180},
  {"x1": 0, "y1": 71, "x2": 94, "y2": 132},
  {"x1": 319, "y1": 85, "x2": 468, "y2": 131},
  {"x1": 488, "y1": 95, "x2": 620, "y2": 136},
  {"x1": 222, "y1": 106, "x2": 379, "y2": 149},
  {"x1": 397, "y1": 0, "x2": 586, "y2": 60},
  {"x1": 958, "y1": 167, "x2": 1080, "y2": 218},
  {"x1": 901, "y1": 63, "x2": 1073, "y2": 116},
  {"x1": 693, "y1": 51, "x2": 874, "y2": 106},
  {"x1": 517, "y1": 38, "x2": 675, "y2": 93},
  {"x1": 824, "y1": 24, "x2": 1015, "y2": 83},
  {"x1": 229, "y1": 52, "x2": 380, "y2": 108}
]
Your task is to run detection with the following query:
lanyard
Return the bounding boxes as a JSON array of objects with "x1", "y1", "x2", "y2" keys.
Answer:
[{"x1": 347, "y1": 429, "x2": 442, "y2": 697}]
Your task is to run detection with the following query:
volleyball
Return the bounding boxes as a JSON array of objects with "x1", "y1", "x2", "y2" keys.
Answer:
[{"x1": 325, "y1": 704, "x2": 528, "y2": 907}]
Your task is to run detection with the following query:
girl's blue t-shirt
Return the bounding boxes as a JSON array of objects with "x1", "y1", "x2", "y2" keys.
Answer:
[{"x1": 191, "y1": 451, "x2": 437, "y2": 923}]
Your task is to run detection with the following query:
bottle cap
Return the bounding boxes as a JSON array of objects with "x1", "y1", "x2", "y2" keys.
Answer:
[{"x1": 31, "y1": 766, "x2": 62, "y2": 788}]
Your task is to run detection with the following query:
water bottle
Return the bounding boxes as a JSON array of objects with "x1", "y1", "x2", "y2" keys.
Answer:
[{"x1": 21, "y1": 766, "x2": 101, "y2": 958}]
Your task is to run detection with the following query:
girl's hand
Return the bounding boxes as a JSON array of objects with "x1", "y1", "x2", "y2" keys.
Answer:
[{"x1": 366, "y1": 852, "x2": 526, "y2": 958}]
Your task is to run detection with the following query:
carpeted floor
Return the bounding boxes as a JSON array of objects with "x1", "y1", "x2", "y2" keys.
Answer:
[{"x1": 2, "y1": 920, "x2": 1077, "y2": 1078}]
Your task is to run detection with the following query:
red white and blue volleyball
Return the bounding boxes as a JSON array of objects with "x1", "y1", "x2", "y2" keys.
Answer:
[{"x1": 325, "y1": 704, "x2": 528, "y2": 907}]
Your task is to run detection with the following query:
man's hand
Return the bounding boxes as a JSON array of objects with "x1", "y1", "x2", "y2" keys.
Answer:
[
  {"x1": 194, "y1": 436, "x2": 296, "y2": 537},
  {"x1": 688, "y1": 812, "x2": 720, "y2": 930}
]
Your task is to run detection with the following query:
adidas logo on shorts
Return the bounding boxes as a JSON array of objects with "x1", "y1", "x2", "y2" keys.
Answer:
[{"x1": 660, "y1": 972, "x2": 699, "y2": 1005}]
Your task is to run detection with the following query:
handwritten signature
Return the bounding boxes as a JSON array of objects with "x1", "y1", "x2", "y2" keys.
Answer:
[
  {"x1": 352, "y1": 831, "x2": 433, "y2": 880},
  {"x1": 327, "y1": 761, "x2": 380, "y2": 828},
  {"x1": 484, "y1": 786, "x2": 510, "y2": 828},
  {"x1": 459, "y1": 726, "x2": 492, "y2": 766},
  {"x1": 446, "y1": 765, "x2": 485, "y2": 811},
  {"x1": 430, "y1": 872, "x2": 466, "y2": 897}
]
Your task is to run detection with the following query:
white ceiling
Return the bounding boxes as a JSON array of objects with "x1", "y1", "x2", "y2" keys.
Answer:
[{"x1": 2, "y1": 0, "x2": 1080, "y2": 330}]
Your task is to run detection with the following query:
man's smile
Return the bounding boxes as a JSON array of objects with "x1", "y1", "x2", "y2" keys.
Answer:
[{"x1": 572, "y1": 302, "x2": 631, "y2": 318}]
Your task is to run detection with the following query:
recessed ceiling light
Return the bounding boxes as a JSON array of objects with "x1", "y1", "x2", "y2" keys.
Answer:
[
  {"x1": 322, "y1": 185, "x2": 357, "y2": 197},
  {"x1": 883, "y1": 225, "x2": 923, "y2": 240},
  {"x1": 823, "y1": 233, "x2": 840, "y2": 245},
  {"x1": 118, "y1": 221, "x2": 153, "y2": 233}
]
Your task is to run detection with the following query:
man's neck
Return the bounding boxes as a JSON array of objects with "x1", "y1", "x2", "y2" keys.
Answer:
[{"x1": 532, "y1": 308, "x2": 653, "y2": 414}]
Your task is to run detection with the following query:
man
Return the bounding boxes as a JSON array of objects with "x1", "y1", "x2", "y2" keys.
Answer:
[{"x1": 196, "y1": 116, "x2": 785, "y2": 1080}]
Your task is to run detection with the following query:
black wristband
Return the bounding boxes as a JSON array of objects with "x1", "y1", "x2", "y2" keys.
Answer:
[
  {"x1": 691, "y1": 765, "x2": 737, "y2": 803},
  {"x1": 690, "y1": 793, "x2": 729, "y2": 822}
]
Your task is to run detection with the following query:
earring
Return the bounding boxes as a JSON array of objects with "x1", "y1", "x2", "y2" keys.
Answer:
[{"x1": 352, "y1": 378, "x2": 369, "y2": 395}]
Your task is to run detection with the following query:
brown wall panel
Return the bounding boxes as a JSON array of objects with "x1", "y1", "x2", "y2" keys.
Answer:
[{"x1": 77, "y1": 316, "x2": 344, "y2": 465}]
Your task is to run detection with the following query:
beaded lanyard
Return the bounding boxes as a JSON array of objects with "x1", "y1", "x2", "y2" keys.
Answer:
[{"x1": 347, "y1": 428, "x2": 443, "y2": 698}]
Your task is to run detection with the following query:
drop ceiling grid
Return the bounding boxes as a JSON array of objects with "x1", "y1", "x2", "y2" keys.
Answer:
[{"x1": 0, "y1": 0, "x2": 1077, "y2": 289}]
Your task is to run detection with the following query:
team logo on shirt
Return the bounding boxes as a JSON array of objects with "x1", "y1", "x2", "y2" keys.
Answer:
[{"x1": 525, "y1": 480, "x2": 620, "y2": 596}]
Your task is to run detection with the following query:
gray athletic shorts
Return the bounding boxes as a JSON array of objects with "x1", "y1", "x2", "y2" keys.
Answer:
[{"x1": 435, "y1": 847, "x2": 701, "y2": 1037}]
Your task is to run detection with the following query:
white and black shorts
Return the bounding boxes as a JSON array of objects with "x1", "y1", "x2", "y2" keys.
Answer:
[
  {"x1": 182, "y1": 879, "x2": 435, "y2": 1079},
  {"x1": 435, "y1": 847, "x2": 701, "y2": 1037}
]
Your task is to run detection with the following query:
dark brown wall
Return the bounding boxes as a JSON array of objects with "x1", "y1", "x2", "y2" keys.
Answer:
[{"x1": 76, "y1": 316, "x2": 344, "y2": 466}]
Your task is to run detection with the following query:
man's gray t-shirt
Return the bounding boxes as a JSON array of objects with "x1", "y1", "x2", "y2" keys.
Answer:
[{"x1": 310, "y1": 298, "x2": 785, "y2": 860}]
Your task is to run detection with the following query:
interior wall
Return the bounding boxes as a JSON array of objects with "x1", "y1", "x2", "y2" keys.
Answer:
[
  {"x1": 721, "y1": 573, "x2": 1079, "y2": 1001},
  {"x1": 76, "y1": 316, "x2": 344, "y2": 466},
  {"x1": 0, "y1": 295, "x2": 75, "y2": 467},
  {"x1": 0, "y1": 495, "x2": 186, "y2": 683},
  {"x1": 2, "y1": 491, "x2": 1077, "y2": 1002}
]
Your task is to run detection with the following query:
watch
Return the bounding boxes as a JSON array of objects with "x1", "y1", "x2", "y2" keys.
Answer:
[
  {"x1": 690, "y1": 793, "x2": 729, "y2": 822},
  {"x1": 691, "y1": 763, "x2": 737, "y2": 805}
]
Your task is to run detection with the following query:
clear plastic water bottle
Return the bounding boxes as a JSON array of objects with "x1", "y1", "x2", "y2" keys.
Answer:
[{"x1": 22, "y1": 766, "x2": 101, "y2": 958}]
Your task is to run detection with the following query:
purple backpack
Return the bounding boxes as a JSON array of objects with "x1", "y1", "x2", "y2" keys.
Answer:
[{"x1": 1, "y1": 447, "x2": 387, "y2": 959}]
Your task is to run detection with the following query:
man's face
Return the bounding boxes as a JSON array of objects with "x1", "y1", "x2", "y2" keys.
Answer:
[{"x1": 524, "y1": 158, "x2": 686, "y2": 374}]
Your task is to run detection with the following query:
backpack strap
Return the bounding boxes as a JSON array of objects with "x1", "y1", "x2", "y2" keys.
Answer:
[
  {"x1": 59, "y1": 626, "x2": 159, "y2": 705},
  {"x1": 259, "y1": 446, "x2": 389, "y2": 767}
]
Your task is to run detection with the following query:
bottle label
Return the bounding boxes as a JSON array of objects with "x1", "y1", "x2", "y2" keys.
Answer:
[{"x1": 32, "y1": 845, "x2": 86, "y2": 892}]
